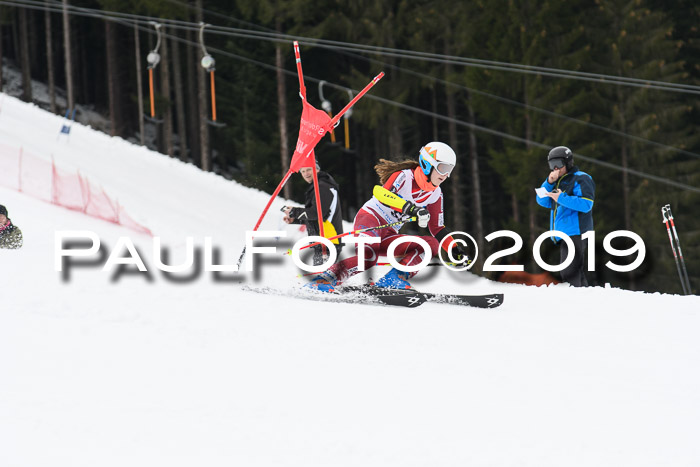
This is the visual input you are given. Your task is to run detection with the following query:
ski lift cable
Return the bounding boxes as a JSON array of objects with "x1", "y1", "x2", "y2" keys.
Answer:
[
  {"x1": 196, "y1": 25, "x2": 700, "y2": 93},
  {"x1": 162, "y1": 20, "x2": 700, "y2": 94},
  {"x1": 165, "y1": 32, "x2": 700, "y2": 194},
  {"x1": 14, "y1": 0, "x2": 700, "y2": 98},
  {"x1": 13, "y1": 0, "x2": 700, "y2": 94},
  {"x1": 173, "y1": 0, "x2": 700, "y2": 160},
  {"x1": 14, "y1": 0, "x2": 700, "y2": 150},
  {"x1": 165, "y1": 0, "x2": 700, "y2": 95},
  {"x1": 5, "y1": 0, "x2": 699, "y2": 191},
  {"x1": 366, "y1": 57, "x2": 700, "y2": 160},
  {"x1": 25, "y1": 0, "x2": 700, "y2": 159}
]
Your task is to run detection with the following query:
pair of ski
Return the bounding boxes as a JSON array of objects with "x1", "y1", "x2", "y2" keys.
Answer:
[
  {"x1": 330, "y1": 284, "x2": 504, "y2": 309},
  {"x1": 242, "y1": 284, "x2": 504, "y2": 309}
]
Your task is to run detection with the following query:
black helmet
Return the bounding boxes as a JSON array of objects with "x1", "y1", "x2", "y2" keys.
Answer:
[{"x1": 547, "y1": 146, "x2": 573, "y2": 170}]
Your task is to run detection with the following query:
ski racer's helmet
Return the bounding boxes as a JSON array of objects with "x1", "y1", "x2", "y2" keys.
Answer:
[
  {"x1": 419, "y1": 142, "x2": 457, "y2": 177},
  {"x1": 547, "y1": 146, "x2": 574, "y2": 171}
]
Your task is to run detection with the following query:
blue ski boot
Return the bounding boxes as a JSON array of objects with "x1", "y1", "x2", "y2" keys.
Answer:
[
  {"x1": 303, "y1": 271, "x2": 338, "y2": 293},
  {"x1": 374, "y1": 268, "x2": 412, "y2": 289}
]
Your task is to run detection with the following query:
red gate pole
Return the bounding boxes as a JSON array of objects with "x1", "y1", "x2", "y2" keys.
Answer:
[
  {"x1": 294, "y1": 41, "x2": 307, "y2": 100},
  {"x1": 252, "y1": 169, "x2": 294, "y2": 232},
  {"x1": 294, "y1": 41, "x2": 323, "y2": 238},
  {"x1": 236, "y1": 169, "x2": 294, "y2": 270},
  {"x1": 310, "y1": 154, "x2": 325, "y2": 239}
]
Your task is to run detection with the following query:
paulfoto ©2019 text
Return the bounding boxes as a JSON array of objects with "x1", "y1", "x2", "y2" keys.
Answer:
[{"x1": 54, "y1": 229, "x2": 645, "y2": 281}]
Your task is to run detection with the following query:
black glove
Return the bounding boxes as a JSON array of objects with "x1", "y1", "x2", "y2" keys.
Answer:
[
  {"x1": 283, "y1": 207, "x2": 306, "y2": 225},
  {"x1": 449, "y1": 243, "x2": 471, "y2": 265},
  {"x1": 402, "y1": 202, "x2": 430, "y2": 228}
]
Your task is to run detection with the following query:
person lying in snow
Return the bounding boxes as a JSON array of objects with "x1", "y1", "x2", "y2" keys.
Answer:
[{"x1": 0, "y1": 204, "x2": 23, "y2": 249}]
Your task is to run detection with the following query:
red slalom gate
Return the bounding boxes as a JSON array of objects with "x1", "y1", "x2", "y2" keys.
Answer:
[{"x1": 237, "y1": 41, "x2": 384, "y2": 269}]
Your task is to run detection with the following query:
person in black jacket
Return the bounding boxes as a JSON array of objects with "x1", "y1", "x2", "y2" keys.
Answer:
[{"x1": 283, "y1": 163, "x2": 344, "y2": 265}]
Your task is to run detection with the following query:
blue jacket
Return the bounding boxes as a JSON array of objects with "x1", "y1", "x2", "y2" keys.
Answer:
[{"x1": 536, "y1": 166, "x2": 595, "y2": 242}]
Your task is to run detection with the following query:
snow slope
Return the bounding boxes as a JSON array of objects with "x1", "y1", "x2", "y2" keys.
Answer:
[{"x1": 1, "y1": 94, "x2": 699, "y2": 467}]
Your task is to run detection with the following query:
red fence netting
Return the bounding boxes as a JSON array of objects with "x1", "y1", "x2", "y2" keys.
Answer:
[{"x1": 0, "y1": 143, "x2": 152, "y2": 236}]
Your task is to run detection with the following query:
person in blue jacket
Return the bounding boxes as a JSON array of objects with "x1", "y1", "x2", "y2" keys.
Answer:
[{"x1": 536, "y1": 146, "x2": 595, "y2": 287}]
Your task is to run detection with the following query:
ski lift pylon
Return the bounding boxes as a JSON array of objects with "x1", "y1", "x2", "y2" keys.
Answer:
[
  {"x1": 343, "y1": 89, "x2": 353, "y2": 150},
  {"x1": 145, "y1": 21, "x2": 163, "y2": 124},
  {"x1": 318, "y1": 80, "x2": 336, "y2": 143},
  {"x1": 199, "y1": 23, "x2": 225, "y2": 128}
]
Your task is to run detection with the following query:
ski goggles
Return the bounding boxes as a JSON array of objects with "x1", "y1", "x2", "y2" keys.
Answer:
[
  {"x1": 434, "y1": 162, "x2": 455, "y2": 176},
  {"x1": 548, "y1": 158, "x2": 566, "y2": 170},
  {"x1": 420, "y1": 147, "x2": 455, "y2": 176}
]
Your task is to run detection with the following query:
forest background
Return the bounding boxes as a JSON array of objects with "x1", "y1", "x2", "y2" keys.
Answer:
[{"x1": 1, "y1": 0, "x2": 698, "y2": 294}]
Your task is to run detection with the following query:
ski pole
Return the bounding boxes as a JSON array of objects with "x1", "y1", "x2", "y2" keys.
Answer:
[
  {"x1": 285, "y1": 217, "x2": 416, "y2": 255},
  {"x1": 665, "y1": 204, "x2": 692, "y2": 294},
  {"x1": 662, "y1": 205, "x2": 689, "y2": 295}
]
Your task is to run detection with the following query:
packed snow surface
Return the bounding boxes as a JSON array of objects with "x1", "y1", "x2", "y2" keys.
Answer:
[{"x1": 1, "y1": 94, "x2": 699, "y2": 466}]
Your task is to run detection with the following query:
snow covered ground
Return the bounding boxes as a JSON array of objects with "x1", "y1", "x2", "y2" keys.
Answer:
[{"x1": 1, "y1": 93, "x2": 699, "y2": 467}]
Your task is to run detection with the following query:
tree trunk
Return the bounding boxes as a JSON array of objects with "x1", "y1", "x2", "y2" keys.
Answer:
[
  {"x1": 160, "y1": 25, "x2": 174, "y2": 157},
  {"x1": 431, "y1": 86, "x2": 438, "y2": 140},
  {"x1": 134, "y1": 22, "x2": 145, "y2": 146},
  {"x1": 0, "y1": 19, "x2": 4, "y2": 90},
  {"x1": 196, "y1": 0, "x2": 210, "y2": 171},
  {"x1": 355, "y1": 128, "x2": 369, "y2": 214},
  {"x1": 275, "y1": 19, "x2": 291, "y2": 199},
  {"x1": 80, "y1": 26, "x2": 89, "y2": 104},
  {"x1": 621, "y1": 142, "x2": 630, "y2": 230},
  {"x1": 243, "y1": 90, "x2": 252, "y2": 172},
  {"x1": 523, "y1": 78, "x2": 536, "y2": 252},
  {"x1": 62, "y1": 0, "x2": 74, "y2": 110},
  {"x1": 440, "y1": 36, "x2": 465, "y2": 232},
  {"x1": 18, "y1": 7, "x2": 32, "y2": 102},
  {"x1": 11, "y1": 14, "x2": 20, "y2": 68},
  {"x1": 616, "y1": 96, "x2": 631, "y2": 232},
  {"x1": 29, "y1": 8, "x2": 39, "y2": 73},
  {"x1": 444, "y1": 66, "x2": 464, "y2": 233},
  {"x1": 185, "y1": 22, "x2": 200, "y2": 164},
  {"x1": 105, "y1": 20, "x2": 118, "y2": 136},
  {"x1": 617, "y1": 89, "x2": 633, "y2": 290},
  {"x1": 171, "y1": 35, "x2": 188, "y2": 161},
  {"x1": 28, "y1": 7, "x2": 39, "y2": 73},
  {"x1": 387, "y1": 112, "x2": 401, "y2": 158},
  {"x1": 45, "y1": 2, "x2": 56, "y2": 113},
  {"x1": 466, "y1": 93, "x2": 484, "y2": 262}
]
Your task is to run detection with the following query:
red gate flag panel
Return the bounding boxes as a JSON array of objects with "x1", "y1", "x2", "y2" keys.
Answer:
[
  {"x1": 237, "y1": 41, "x2": 384, "y2": 269},
  {"x1": 289, "y1": 99, "x2": 333, "y2": 173}
]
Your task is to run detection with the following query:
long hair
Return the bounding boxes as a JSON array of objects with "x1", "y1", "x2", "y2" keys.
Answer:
[{"x1": 374, "y1": 159, "x2": 419, "y2": 185}]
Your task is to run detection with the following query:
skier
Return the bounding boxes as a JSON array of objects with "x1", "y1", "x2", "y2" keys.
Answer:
[
  {"x1": 535, "y1": 146, "x2": 595, "y2": 287},
  {"x1": 282, "y1": 161, "x2": 344, "y2": 265},
  {"x1": 0, "y1": 204, "x2": 23, "y2": 249},
  {"x1": 304, "y1": 141, "x2": 469, "y2": 292}
]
